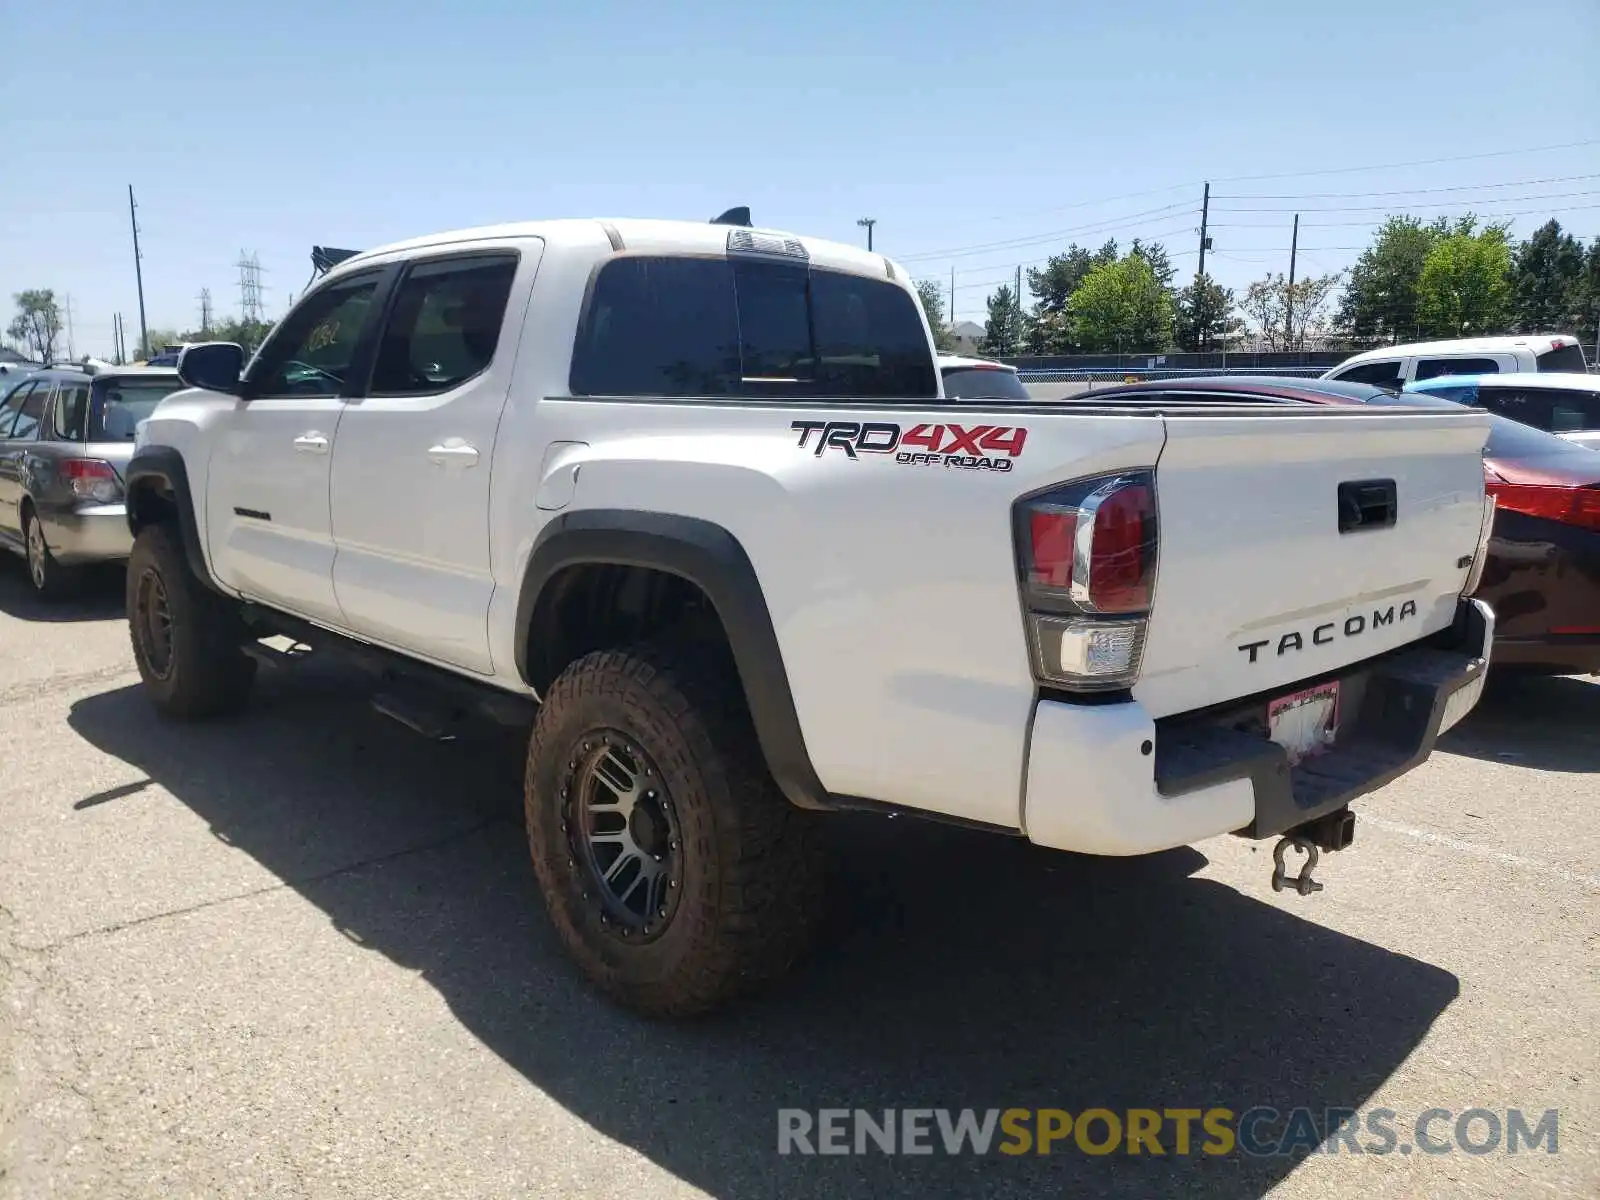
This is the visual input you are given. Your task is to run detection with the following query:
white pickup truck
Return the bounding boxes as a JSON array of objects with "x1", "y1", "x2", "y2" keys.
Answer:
[{"x1": 125, "y1": 213, "x2": 1497, "y2": 1015}]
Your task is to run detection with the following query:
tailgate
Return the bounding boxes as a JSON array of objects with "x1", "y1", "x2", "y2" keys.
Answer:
[{"x1": 1134, "y1": 407, "x2": 1491, "y2": 718}]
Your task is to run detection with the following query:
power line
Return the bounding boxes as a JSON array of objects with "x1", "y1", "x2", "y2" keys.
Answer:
[
  {"x1": 1215, "y1": 171, "x2": 1600, "y2": 202},
  {"x1": 1212, "y1": 190, "x2": 1600, "y2": 216},
  {"x1": 894, "y1": 202, "x2": 1196, "y2": 263},
  {"x1": 1206, "y1": 138, "x2": 1600, "y2": 185}
]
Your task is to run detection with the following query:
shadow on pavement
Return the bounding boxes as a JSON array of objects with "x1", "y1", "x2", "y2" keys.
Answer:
[
  {"x1": 68, "y1": 663, "x2": 1459, "y2": 1199},
  {"x1": 1440, "y1": 672, "x2": 1600, "y2": 773},
  {"x1": 0, "y1": 556, "x2": 125, "y2": 623}
]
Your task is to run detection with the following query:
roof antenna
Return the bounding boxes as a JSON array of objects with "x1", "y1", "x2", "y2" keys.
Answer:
[{"x1": 711, "y1": 206, "x2": 751, "y2": 227}]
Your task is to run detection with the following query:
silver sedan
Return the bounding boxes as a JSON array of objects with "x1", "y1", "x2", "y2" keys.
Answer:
[{"x1": 0, "y1": 365, "x2": 184, "y2": 597}]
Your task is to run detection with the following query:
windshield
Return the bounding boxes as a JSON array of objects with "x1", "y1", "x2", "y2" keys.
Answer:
[
  {"x1": 92, "y1": 376, "x2": 183, "y2": 440},
  {"x1": 941, "y1": 367, "x2": 1031, "y2": 400},
  {"x1": 1376, "y1": 388, "x2": 1596, "y2": 463}
]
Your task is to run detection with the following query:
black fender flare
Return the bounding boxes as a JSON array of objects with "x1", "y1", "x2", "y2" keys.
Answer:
[
  {"x1": 515, "y1": 510, "x2": 831, "y2": 811},
  {"x1": 124, "y1": 446, "x2": 219, "y2": 592}
]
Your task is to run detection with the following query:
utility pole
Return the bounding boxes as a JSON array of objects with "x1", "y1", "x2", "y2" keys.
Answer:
[
  {"x1": 128, "y1": 185, "x2": 149, "y2": 360},
  {"x1": 64, "y1": 294, "x2": 76, "y2": 361},
  {"x1": 112, "y1": 314, "x2": 122, "y2": 364},
  {"x1": 949, "y1": 265, "x2": 955, "y2": 331},
  {"x1": 856, "y1": 217, "x2": 876, "y2": 251},
  {"x1": 1196, "y1": 182, "x2": 1212, "y2": 350},
  {"x1": 198, "y1": 288, "x2": 214, "y2": 336},
  {"x1": 1285, "y1": 213, "x2": 1299, "y2": 351},
  {"x1": 1015, "y1": 264, "x2": 1023, "y2": 354}
]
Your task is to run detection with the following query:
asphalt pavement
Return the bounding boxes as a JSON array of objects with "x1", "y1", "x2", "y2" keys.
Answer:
[{"x1": 1, "y1": 559, "x2": 1595, "y2": 1199}]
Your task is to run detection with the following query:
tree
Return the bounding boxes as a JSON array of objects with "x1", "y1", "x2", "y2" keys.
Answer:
[
  {"x1": 1023, "y1": 240, "x2": 1118, "y2": 353},
  {"x1": 1128, "y1": 238, "x2": 1177, "y2": 289},
  {"x1": 1241, "y1": 272, "x2": 1342, "y2": 350},
  {"x1": 979, "y1": 284, "x2": 1025, "y2": 357},
  {"x1": 7, "y1": 290, "x2": 63, "y2": 362},
  {"x1": 143, "y1": 328, "x2": 181, "y2": 356},
  {"x1": 1575, "y1": 239, "x2": 1600, "y2": 358},
  {"x1": 1067, "y1": 254, "x2": 1174, "y2": 353},
  {"x1": 914, "y1": 279, "x2": 956, "y2": 352},
  {"x1": 1512, "y1": 219, "x2": 1586, "y2": 334},
  {"x1": 1173, "y1": 273, "x2": 1240, "y2": 351},
  {"x1": 1336, "y1": 215, "x2": 1451, "y2": 344},
  {"x1": 1416, "y1": 221, "x2": 1513, "y2": 339}
]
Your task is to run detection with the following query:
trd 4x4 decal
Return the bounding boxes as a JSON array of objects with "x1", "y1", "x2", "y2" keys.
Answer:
[{"x1": 790, "y1": 420, "x2": 1028, "y2": 473}]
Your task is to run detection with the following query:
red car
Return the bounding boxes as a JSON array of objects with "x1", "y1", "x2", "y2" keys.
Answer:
[{"x1": 1083, "y1": 376, "x2": 1600, "y2": 676}]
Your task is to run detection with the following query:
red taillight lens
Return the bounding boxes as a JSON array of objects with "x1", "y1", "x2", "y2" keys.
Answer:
[
  {"x1": 1486, "y1": 481, "x2": 1600, "y2": 531},
  {"x1": 1086, "y1": 480, "x2": 1155, "y2": 612},
  {"x1": 1028, "y1": 508, "x2": 1078, "y2": 590},
  {"x1": 60, "y1": 459, "x2": 121, "y2": 503}
]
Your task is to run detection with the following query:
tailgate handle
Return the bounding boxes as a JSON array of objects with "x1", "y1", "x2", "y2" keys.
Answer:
[{"x1": 1338, "y1": 479, "x2": 1397, "y2": 533}]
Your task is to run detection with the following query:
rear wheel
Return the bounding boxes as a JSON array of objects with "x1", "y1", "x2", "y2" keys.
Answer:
[
  {"x1": 525, "y1": 644, "x2": 826, "y2": 1016},
  {"x1": 22, "y1": 505, "x2": 77, "y2": 600},
  {"x1": 127, "y1": 522, "x2": 256, "y2": 719}
]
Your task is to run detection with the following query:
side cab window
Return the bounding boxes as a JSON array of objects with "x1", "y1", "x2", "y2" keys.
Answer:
[
  {"x1": 0, "y1": 381, "x2": 34, "y2": 437},
  {"x1": 368, "y1": 254, "x2": 519, "y2": 396},
  {"x1": 244, "y1": 271, "x2": 384, "y2": 399},
  {"x1": 1413, "y1": 356, "x2": 1501, "y2": 382},
  {"x1": 1334, "y1": 359, "x2": 1405, "y2": 389},
  {"x1": 8, "y1": 382, "x2": 51, "y2": 440},
  {"x1": 52, "y1": 385, "x2": 89, "y2": 441}
]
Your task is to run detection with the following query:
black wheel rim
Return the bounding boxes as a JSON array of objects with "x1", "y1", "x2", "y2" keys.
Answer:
[
  {"x1": 564, "y1": 731, "x2": 683, "y2": 940},
  {"x1": 134, "y1": 567, "x2": 175, "y2": 680}
]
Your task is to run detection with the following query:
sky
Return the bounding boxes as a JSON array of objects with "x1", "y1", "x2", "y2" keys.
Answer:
[{"x1": 3, "y1": 0, "x2": 1598, "y2": 356}]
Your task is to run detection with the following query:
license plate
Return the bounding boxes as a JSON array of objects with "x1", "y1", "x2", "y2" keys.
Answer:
[{"x1": 1268, "y1": 681, "x2": 1340, "y2": 765}]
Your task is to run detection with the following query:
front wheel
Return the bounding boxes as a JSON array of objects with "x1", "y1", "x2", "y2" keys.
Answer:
[
  {"x1": 126, "y1": 523, "x2": 256, "y2": 719},
  {"x1": 525, "y1": 644, "x2": 826, "y2": 1016}
]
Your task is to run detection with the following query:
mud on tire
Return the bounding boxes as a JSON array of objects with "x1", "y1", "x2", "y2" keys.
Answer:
[
  {"x1": 126, "y1": 522, "x2": 256, "y2": 719},
  {"x1": 525, "y1": 644, "x2": 827, "y2": 1016}
]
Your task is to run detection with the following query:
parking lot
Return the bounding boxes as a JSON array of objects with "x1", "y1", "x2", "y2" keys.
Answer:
[{"x1": 1, "y1": 560, "x2": 1595, "y2": 1200}]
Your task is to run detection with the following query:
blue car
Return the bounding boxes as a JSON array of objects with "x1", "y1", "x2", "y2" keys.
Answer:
[{"x1": 1406, "y1": 373, "x2": 1600, "y2": 451}]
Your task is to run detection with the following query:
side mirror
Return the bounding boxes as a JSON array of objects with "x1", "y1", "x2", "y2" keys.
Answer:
[{"x1": 177, "y1": 342, "x2": 245, "y2": 395}]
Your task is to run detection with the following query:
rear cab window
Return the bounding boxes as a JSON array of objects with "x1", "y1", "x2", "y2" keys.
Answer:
[
  {"x1": 92, "y1": 376, "x2": 184, "y2": 440},
  {"x1": 941, "y1": 367, "x2": 1031, "y2": 400},
  {"x1": 570, "y1": 254, "x2": 936, "y2": 398},
  {"x1": 1536, "y1": 343, "x2": 1588, "y2": 373}
]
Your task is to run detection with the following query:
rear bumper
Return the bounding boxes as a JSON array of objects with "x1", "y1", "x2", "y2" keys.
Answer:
[
  {"x1": 1488, "y1": 634, "x2": 1600, "y2": 676},
  {"x1": 40, "y1": 503, "x2": 133, "y2": 564},
  {"x1": 1022, "y1": 598, "x2": 1493, "y2": 856}
]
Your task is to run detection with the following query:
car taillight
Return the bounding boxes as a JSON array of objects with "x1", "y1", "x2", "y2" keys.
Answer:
[
  {"x1": 61, "y1": 459, "x2": 122, "y2": 504},
  {"x1": 1485, "y1": 480, "x2": 1600, "y2": 532},
  {"x1": 1014, "y1": 470, "x2": 1158, "y2": 691}
]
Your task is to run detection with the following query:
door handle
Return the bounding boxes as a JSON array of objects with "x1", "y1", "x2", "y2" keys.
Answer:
[
  {"x1": 427, "y1": 442, "x2": 480, "y2": 467},
  {"x1": 293, "y1": 433, "x2": 330, "y2": 455}
]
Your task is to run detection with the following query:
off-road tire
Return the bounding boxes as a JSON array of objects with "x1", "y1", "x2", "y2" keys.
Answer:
[
  {"x1": 126, "y1": 522, "x2": 256, "y2": 719},
  {"x1": 525, "y1": 644, "x2": 827, "y2": 1016},
  {"x1": 21, "y1": 505, "x2": 78, "y2": 600}
]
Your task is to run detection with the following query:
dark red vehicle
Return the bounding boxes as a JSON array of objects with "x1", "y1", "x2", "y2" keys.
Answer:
[{"x1": 1082, "y1": 376, "x2": 1600, "y2": 676}]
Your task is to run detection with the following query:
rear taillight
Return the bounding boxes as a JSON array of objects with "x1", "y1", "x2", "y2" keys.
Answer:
[
  {"x1": 61, "y1": 459, "x2": 121, "y2": 504},
  {"x1": 1485, "y1": 480, "x2": 1600, "y2": 532},
  {"x1": 1014, "y1": 470, "x2": 1158, "y2": 691}
]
